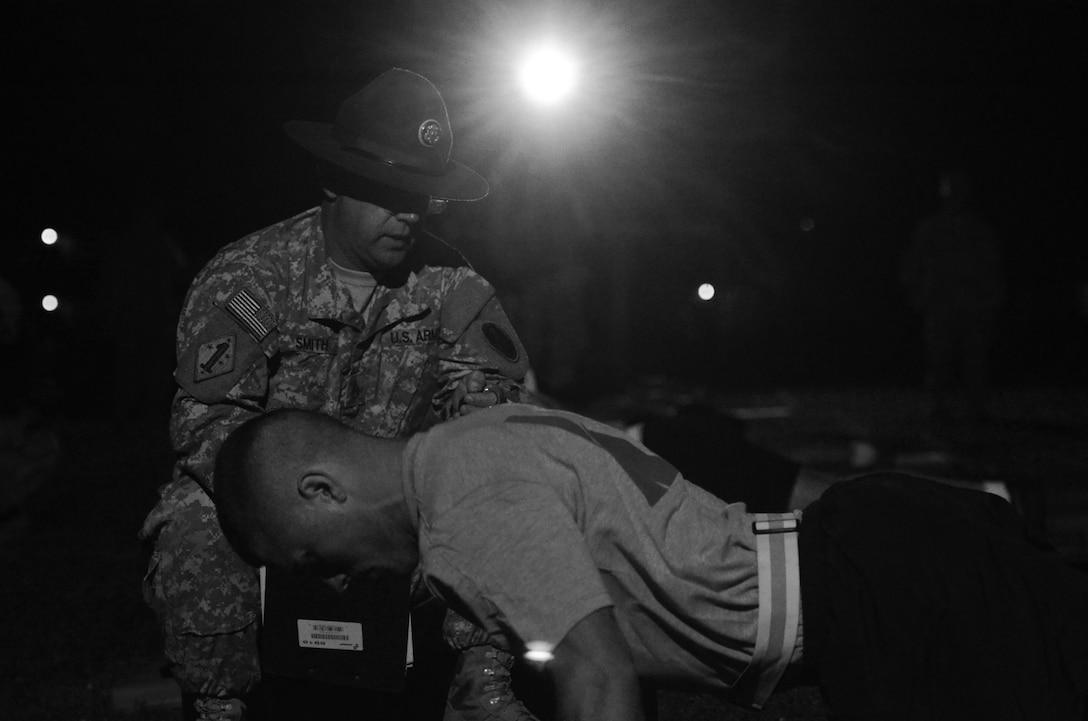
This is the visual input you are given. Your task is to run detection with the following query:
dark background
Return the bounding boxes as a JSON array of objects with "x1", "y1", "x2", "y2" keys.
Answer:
[
  {"x1": 8, "y1": 0, "x2": 1088, "y2": 408},
  {"x1": 3, "y1": 4, "x2": 1088, "y2": 719}
]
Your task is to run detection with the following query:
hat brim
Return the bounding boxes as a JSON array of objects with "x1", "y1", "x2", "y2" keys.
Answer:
[{"x1": 284, "y1": 120, "x2": 489, "y2": 201}]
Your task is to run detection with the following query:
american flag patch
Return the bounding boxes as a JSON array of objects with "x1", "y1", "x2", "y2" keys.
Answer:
[{"x1": 225, "y1": 288, "x2": 275, "y2": 341}]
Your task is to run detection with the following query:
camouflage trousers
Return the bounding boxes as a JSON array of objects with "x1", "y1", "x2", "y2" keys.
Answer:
[{"x1": 140, "y1": 478, "x2": 263, "y2": 698}]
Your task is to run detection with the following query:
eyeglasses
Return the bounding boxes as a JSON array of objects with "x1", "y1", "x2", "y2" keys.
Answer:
[
  {"x1": 350, "y1": 185, "x2": 448, "y2": 216},
  {"x1": 320, "y1": 165, "x2": 450, "y2": 217}
]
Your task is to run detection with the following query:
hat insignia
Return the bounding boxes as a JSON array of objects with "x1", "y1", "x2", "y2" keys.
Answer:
[{"x1": 418, "y1": 119, "x2": 443, "y2": 148}]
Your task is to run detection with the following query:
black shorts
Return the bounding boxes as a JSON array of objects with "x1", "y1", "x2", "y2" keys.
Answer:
[{"x1": 799, "y1": 473, "x2": 1088, "y2": 721}]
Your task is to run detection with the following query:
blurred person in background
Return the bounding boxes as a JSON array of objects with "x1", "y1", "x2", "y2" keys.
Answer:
[{"x1": 901, "y1": 169, "x2": 1005, "y2": 424}]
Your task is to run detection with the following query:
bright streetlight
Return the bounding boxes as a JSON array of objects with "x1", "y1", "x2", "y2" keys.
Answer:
[{"x1": 517, "y1": 42, "x2": 579, "y2": 106}]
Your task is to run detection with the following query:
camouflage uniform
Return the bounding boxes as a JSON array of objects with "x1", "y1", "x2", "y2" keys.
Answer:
[{"x1": 139, "y1": 206, "x2": 528, "y2": 703}]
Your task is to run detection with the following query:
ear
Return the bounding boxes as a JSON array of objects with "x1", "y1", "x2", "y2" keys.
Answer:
[
  {"x1": 321, "y1": 188, "x2": 338, "y2": 202},
  {"x1": 298, "y1": 472, "x2": 348, "y2": 504}
]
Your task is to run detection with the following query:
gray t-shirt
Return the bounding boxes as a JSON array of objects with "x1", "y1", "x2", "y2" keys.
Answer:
[{"x1": 403, "y1": 403, "x2": 778, "y2": 697}]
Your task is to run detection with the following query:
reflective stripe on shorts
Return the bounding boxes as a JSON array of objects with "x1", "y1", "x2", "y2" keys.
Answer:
[{"x1": 748, "y1": 511, "x2": 802, "y2": 708}]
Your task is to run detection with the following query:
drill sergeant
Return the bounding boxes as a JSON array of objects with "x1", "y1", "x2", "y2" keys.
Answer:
[{"x1": 139, "y1": 68, "x2": 537, "y2": 721}]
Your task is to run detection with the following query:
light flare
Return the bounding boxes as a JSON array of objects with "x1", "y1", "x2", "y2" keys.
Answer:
[
  {"x1": 523, "y1": 640, "x2": 555, "y2": 664},
  {"x1": 518, "y1": 43, "x2": 579, "y2": 105}
]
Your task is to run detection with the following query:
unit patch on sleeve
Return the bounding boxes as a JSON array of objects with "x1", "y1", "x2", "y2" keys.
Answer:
[
  {"x1": 194, "y1": 335, "x2": 236, "y2": 382},
  {"x1": 481, "y1": 321, "x2": 520, "y2": 363},
  {"x1": 177, "y1": 304, "x2": 269, "y2": 404}
]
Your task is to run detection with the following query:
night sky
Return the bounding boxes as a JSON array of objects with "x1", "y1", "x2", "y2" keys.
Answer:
[{"x1": 10, "y1": 0, "x2": 1088, "y2": 398}]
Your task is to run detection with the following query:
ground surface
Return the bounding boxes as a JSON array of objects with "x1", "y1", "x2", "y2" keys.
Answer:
[{"x1": 2, "y1": 384, "x2": 1086, "y2": 720}]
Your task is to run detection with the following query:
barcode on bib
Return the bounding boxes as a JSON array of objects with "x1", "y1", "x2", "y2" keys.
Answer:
[{"x1": 296, "y1": 619, "x2": 364, "y2": 651}]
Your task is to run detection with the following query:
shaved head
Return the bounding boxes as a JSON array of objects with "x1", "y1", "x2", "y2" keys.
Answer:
[
  {"x1": 213, "y1": 409, "x2": 354, "y2": 563},
  {"x1": 212, "y1": 408, "x2": 417, "y2": 582}
]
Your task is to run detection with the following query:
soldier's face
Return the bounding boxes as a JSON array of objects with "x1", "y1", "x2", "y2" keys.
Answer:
[
  {"x1": 251, "y1": 494, "x2": 418, "y2": 593},
  {"x1": 323, "y1": 193, "x2": 421, "y2": 274}
]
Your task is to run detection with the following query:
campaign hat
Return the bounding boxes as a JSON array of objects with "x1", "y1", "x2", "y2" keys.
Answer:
[{"x1": 284, "y1": 68, "x2": 488, "y2": 201}]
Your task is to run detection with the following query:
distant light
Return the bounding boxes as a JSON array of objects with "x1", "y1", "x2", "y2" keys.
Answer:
[
  {"x1": 42, "y1": 295, "x2": 59, "y2": 312},
  {"x1": 849, "y1": 440, "x2": 879, "y2": 468},
  {"x1": 524, "y1": 640, "x2": 555, "y2": 664},
  {"x1": 41, "y1": 228, "x2": 58, "y2": 245},
  {"x1": 518, "y1": 43, "x2": 579, "y2": 105},
  {"x1": 697, "y1": 283, "x2": 715, "y2": 301},
  {"x1": 800, "y1": 217, "x2": 815, "y2": 232}
]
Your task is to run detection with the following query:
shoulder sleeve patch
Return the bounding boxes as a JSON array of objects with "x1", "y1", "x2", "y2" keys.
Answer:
[
  {"x1": 176, "y1": 305, "x2": 267, "y2": 404},
  {"x1": 193, "y1": 335, "x2": 237, "y2": 382},
  {"x1": 457, "y1": 298, "x2": 530, "y2": 380},
  {"x1": 481, "y1": 321, "x2": 520, "y2": 363}
]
